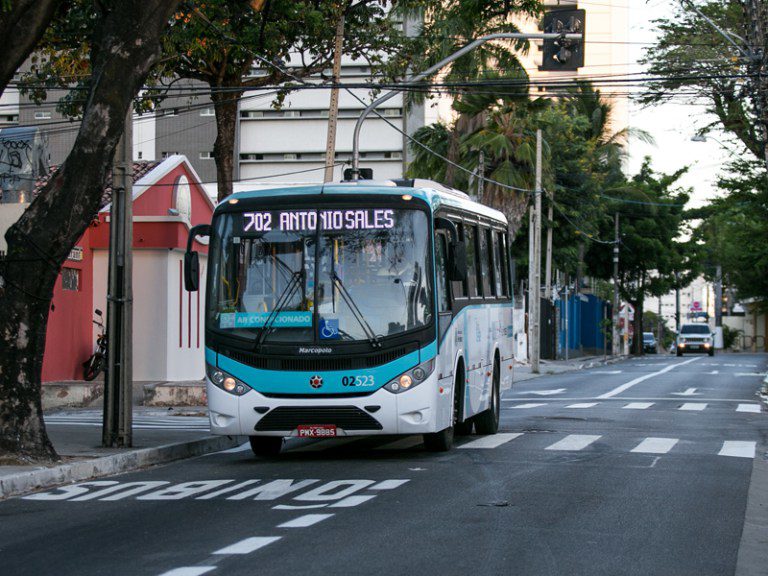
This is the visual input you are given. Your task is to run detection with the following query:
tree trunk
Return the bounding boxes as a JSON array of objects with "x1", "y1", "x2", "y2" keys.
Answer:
[
  {"x1": 212, "y1": 89, "x2": 243, "y2": 202},
  {"x1": 0, "y1": 0, "x2": 179, "y2": 463},
  {"x1": 631, "y1": 295, "x2": 645, "y2": 356},
  {"x1": 0, "y1": 0, "x2": 60, "y2": 96}
]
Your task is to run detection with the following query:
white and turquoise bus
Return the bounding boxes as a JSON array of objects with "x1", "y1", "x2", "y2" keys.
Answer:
[{"x1": 184, "y1": 179, "x2": 515, "y2": 455}]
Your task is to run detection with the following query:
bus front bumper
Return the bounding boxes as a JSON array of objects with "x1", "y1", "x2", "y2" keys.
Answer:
[{"x1": 205, "y1": 375, "x2": 451, "y2": 437}]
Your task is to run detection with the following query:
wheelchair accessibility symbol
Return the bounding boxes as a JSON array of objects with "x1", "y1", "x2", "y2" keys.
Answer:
[{"x1": 320, "y1": 318, "x2": 340, "y2": 340}]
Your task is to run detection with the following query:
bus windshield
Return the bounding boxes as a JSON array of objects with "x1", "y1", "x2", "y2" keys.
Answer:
[{"x1": 208, "y1": 207, "x2": 433, "y2": 344}]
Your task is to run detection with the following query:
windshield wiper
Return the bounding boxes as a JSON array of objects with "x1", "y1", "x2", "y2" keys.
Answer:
[
  {"x1": 254, "y1": 269, "x2": 304, "y2": 351},
  {"x1": 331, "y1": 271, "x2": 382, "y2": 349}
]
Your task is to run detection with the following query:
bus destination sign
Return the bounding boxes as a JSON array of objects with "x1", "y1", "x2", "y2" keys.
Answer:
[{"x1": 243, "y1": 209, "x2": 395, "y2": 233}]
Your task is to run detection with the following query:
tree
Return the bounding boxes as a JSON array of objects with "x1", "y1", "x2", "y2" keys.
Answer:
[
  {"x1": 0, "y1": 0, "x2": 180, "y2": 463},
  {"x1": 0, "y1": 0, "x2": 60, "y2": 95},
  {"x1": 638, "y1": 1, "x2": 766, "y2": 164},
  {"x1": 587, "y1": 161, "x2": 691, "y2": 355}
]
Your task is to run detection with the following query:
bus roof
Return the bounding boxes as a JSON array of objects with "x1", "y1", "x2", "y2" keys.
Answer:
[{"x1": 222, "y1": 179, "x2": 508, "y2": 225}]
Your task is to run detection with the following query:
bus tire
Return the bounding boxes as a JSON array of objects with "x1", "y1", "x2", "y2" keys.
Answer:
[
  {"x1": 249, "y1": 436, "x2": 283, "y2": 457},
  {"x1": 423, "y1": 365, "x2": 463, "y2": 451},
  {"x1": 475, "y1": 360, "x2": 500, "y2": 435}
]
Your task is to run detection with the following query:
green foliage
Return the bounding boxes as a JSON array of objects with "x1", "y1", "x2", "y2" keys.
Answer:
[
  {"x1": 638, "y1": 1, "x2": 764, "y2": 161},
  {"x1": 722, "y1": 324, "x2": 742, "y2": 350}
]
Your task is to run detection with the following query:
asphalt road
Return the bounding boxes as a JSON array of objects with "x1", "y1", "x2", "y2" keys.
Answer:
[{"x1": 1, "y1": 353, "x2": 766, "y2": 576}]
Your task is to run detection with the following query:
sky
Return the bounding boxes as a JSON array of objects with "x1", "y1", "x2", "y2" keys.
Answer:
[{"x1": 626, "y1": 0, "x2": 738, "y2": 208}]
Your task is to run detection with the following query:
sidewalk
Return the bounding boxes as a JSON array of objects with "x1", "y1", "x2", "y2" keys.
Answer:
[
  {"x1": 514, "y1": 354, "x2": 625, "y2": 382},
  {"x1": 0, "y1": 405, "x2": 240, "y2": 500}
]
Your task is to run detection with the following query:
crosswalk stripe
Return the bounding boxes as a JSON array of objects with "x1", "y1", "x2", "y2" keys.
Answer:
[
  {"x1": 623, "y1": 402, "x2": 654, "y2": 410},
  {"x1": 566, "y1": 403, "x2": 598, "y2": 409},
  {"x1": 458, "y1": 433, "x2": 523, "y2": 450},
  {"x1": 718, "y1": 441, "x2": 756, "y2": 458},
  {"x1": 545, "y1": 434, "x2": 601, "y2": 451},
  {"x1": 736, "y1": 404, "x2": 761, "y2": 413},
  {"x1": 631, "y1": 437, "x2": 679, "y2": 454},
  {"x1": 278, "y1": 514, "x2": 334, "y2": 528},
  {"x1": 679, "y1": 403, "x2": 707, "y2": 411},
  {"x1": 158, "y1": 568, "x2": 216, "y2": 576},
  {"x1": 509, "y1": 403, "x2": 547, "y2": 409},
  {"x1": 212, "y1": 536, "x2": 281, "y2": 554}
]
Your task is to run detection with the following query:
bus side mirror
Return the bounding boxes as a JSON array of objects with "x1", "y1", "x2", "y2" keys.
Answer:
[
  {"x1": 185, "y1": 251, "x2": 200, "y2": 292},
  {"x1": 184, "y1": 223, "x2": 211, "y2": 292},
  {"x1": 448, "y1": 241, "x2": 467, "y2": 282}
]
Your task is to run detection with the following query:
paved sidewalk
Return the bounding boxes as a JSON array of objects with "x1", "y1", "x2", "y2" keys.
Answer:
[
  {"x1": 514, "y1": 354, "x2": 625, "y2": 382},
  {"x1": 0, "y1": 406, "x2": 240, "y2": 500}
]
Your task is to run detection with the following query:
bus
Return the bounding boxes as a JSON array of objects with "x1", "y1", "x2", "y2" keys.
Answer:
[{"x1": 184, "y1": 178, "x2": 515, "y2": 455}]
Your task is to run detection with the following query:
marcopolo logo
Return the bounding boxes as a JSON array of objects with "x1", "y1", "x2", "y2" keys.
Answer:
[
  {"x1": 309, "y1": 375, "x2": 323, "y2": 389},
  {"x1": 298, "y1": 347, "x2": 333, "y2": 354}
]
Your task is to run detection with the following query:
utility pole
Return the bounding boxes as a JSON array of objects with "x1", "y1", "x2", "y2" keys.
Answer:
[
  {"x1": 103, "y1": 110, "x2": 133, "y2": 448},
  {"x1": 531, "y1": 129, "x2": 543, "y2": 373},
  {"x1": 544, "y1": 190, "x2": 553, "y2": 300},
  {"x1": 675, "y1": 271, "x2": 681, "y2": 334},
  {"x1": 477, "y1": 150, "x2": 485, "y2": 203},
  {"x1": 527, "y1": 206, "x2": 534, "y2": 365},
  {"x1": 612, "y1": 213, "x2": 620, "y2": 356},
  {"x1": 323, "y1": 12, "x2": 345, "y2": 183}
]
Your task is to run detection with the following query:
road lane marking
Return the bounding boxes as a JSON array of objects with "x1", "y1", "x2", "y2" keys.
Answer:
[
  {"x1": 545, "y1": 434, "x2": 601, "y2": 451},
  {"x1": 458, "y1": 433, "x2": 523, "y2": 449},
  {"x1": 631, "y1": 438, "x2": 679, "y2": 454},
  {"x1": 623, "y1": 402, "x2": 654, "y2": 409},
  {"x1": 370, "y1": 479, "x2": 411, "y2": 490},
  {"x1": 679, "y1": 403, "x2": 707, "y2": 411},
  {"x1": 736, "y1": 373, "x2": 765, "y2": 377},
  {"x1": 671, "y1": 388, "x2": 699, "y2": 396},
  {"x1": 597, "y1": 357, "x2": 701, "y2": 399},
  {"x1": 707, "y1": 370, "x2": 719, "y2": 375},
  {"x1": 592, "y1": 370, "x2": 623, "y2": 374},
  {"x1": 329, "y1": 495, "x2": 377, "y2": 507},
  {"x1": 566, "y1": 403, "x2": 598, "y2": 408},
  {"x1": 278, "y1": 514, "x2": 334, "y2": 528},
  {"x1": 509, "y1": 403, "x2": 547, "y2": 409},
  {"x1": 718, "y1": 441, "x2": 756, "y2": 458},
  {"x1": 213, "y1": 536, "x2": 281, "y2": 554},
  {"x1": 736, "y1": 404, "x2": 762, "y2": 413},
  {"x1": 528, "y1": 389, "x2": 566, "y2": 396},
  {"x1": 158, "y1": 568, "x2": 216, "y2": 576}
]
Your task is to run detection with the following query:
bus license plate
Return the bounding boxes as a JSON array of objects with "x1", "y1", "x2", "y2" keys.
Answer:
[{"x1": 297, "y1": 425, "x2": 337, "y2": 438}]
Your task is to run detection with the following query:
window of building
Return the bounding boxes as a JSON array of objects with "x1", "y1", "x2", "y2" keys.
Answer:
[
  {"x1": 240, "y1": 110, "x2": 264, "y2": 119},
  {"x1": 283, "y1": 110, "x2": 301, "y2": 118},
  {"x1": 199, "y1": 151, "x2": 214, "y2": 159},
  {"x1": 62, "y1": 268, "x2": 80, "y2": 291},
  {"x1": 240, "y1": 153, "x2": 264, "y2": 161},
  {"x1": 137, "y1": 151, "x2": 143, "y2": 159},
  {"x1": 161, "y1": 151, "x2": 180, "y2": 159},
  {"x1": 34, "y1": 111, "x2": 52, "y2": 120},
  {"x1": 283, "y1": 153, "x2": 300, "y2": 160},
  {"x1": 200, "y1": 108, "x2": 215, "y2": 116}
]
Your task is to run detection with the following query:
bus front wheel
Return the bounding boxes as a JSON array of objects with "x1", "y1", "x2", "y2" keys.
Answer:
[
  {"x1": 423, "y1": 368, "x2": 464, "y2": 452},
  {"x1": 249, "y1": 436, "x2": 283, "y2": 457}
]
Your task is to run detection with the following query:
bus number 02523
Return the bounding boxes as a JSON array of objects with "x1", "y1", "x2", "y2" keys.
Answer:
[{"x1": 342, "y1": 375, "x2": 375, "y2": 387}]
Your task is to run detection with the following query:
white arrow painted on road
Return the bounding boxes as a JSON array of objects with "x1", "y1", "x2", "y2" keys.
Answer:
[
  {"x1": 671, "y1": 388, "x2": 699, "y2": 396},
  {"x1": 526, "y1": 388, "x2": 567, "y2": 396}
]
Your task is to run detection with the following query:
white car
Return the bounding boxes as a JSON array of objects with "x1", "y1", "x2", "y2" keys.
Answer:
[{"x1": 676, "y1": 324, "x2": 714, "y2": 357}]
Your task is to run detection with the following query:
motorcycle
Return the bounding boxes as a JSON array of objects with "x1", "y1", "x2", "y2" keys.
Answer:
[{"x1": 82, "y1": 309, "x2": 107, "y2": 381}]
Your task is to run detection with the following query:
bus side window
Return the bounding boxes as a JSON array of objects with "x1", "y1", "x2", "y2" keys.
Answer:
[
  {"x1": 480, "y1": 227, "x2": 493, "y2": 298},
  {"x1": 464, "y1": 225, "x2": 479, "y2": 297},
  {"x1": 500, "y1": 232, "x2": 511, "y2": 297},
  {"x1": 451, "y1": 222, "x2": 467, "y2": 298},
  {"x1": 434, "y1": 233, "x2": 450, "y2": 313},
  {"x1": 492, "y1": 230, "x2": 503, "y2": 297}
]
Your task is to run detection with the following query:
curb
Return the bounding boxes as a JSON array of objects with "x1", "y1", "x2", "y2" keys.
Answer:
[{"x1": 0, "y1": 435, "x2": 243, "y2": 501}]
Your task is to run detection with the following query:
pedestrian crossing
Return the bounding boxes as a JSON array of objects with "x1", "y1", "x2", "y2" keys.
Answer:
[
  {"x1": 278, "y1": 433, "x2": 758, "y2": 459},
  {"x1": 44, "y1": 413, "x2": 209, "y2": 431},
  {"x1": 502, "y1": 400, "x2": 763, "y2": 414}
]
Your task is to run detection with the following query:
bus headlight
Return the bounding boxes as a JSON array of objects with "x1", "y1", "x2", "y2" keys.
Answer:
[
  {"x1": 206, "y1": 364, "x2": 251, "y2": 396},
  {"x1": 384, "y1": 359, "x2": 435, "y2": 394}
]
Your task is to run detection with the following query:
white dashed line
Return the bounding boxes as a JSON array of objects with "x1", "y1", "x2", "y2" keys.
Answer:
[
  {"x1": 458, "y1": 433, "x2": 524, "y2": 449},
  {"x1": 158, "y1": 568, "x2": 216, "y2": 576},
  {"x1": 212, "y1": 536, "x2": 281, "y2": 555},
  {"x1": 566, "y1": 403, "x2": 599, "y2": 409},
  {"x1": 736, "y1": 404, "x2": 762, "y2": 413},
  {"x1": 509, "y1": 403, "x2": 547, "y2": 409},
  {"x1": 679, "y1": 403, "x2": 707, "y2": 411},
  {"x1": 278, "y1": 514, "x2": 334, "y2": 528},
  {"x1": 631, "y1": 438, "x2": 679, "y2": 454},
  {"x1": 623, "y1": 402, "x2": 654, "y2": 410},
  {"x1": 545, "y1": 434, "x2": 601, "y2": 451},
  {"x1": 718, "y1": 441, "x2": 756, "y2": 459}
]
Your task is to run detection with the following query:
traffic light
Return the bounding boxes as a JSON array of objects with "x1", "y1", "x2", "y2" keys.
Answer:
[{"x1": 540, "y1": 9, "x2": 586, "y2": 71}]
